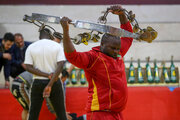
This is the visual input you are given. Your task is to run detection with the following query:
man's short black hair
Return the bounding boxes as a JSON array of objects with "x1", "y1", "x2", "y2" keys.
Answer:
[
  {"x1": 3, "y1": 32, "x2": 14, "y2": 42},
  {"x1": 62, "y1": 69, "x2": 69, "y2": 77},
  {"x1": 39, "y1": 28, "x2": 53, "y2": 40}
]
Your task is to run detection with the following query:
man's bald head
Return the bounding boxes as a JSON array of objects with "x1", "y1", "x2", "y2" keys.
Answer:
[
  {"x1": 100, "y1": 33, "x2": 121, "y2": 59},
  {"x1": 101, "y1": 33, "x2": 121, "y2": 46}
]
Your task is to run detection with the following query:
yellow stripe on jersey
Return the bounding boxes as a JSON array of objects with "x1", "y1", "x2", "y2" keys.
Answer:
[{"x1": 91, "y1": 79, "x2": 100, "y2": 111}]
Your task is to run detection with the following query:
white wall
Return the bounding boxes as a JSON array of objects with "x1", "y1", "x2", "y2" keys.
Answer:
[{"x1": 0, "y1": 5, "x2": 180, "y2": 84}]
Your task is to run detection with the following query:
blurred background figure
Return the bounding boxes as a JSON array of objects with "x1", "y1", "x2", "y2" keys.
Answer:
[
  {"x1": 0, "y1": 32, "x2": 14, "y2": 88},
  {"x1": 10, "y1": 33, "x2": 32, "y2": 78}
]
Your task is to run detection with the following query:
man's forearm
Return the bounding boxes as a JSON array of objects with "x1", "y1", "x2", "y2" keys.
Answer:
[
  {"x1": 63, "y1": 29, "x2": 75, "y2": 53},
  {"x1": 25, "y1": 64, "x2": 49, "y2": 78},
  {"x1": 119, "y1": 14, "x2": 128, "y2": 24},
  {"x1": 47, "y1": 61, "x2": 65, "y2": 87}
]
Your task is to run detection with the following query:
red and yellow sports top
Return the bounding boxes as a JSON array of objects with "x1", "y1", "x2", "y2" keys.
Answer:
[{"x1": 65, "y1": 22, "x2": 133, "y2": 112}]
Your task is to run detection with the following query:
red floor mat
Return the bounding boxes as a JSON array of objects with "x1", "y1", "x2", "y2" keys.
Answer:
[{"x1": 0, "y1": 87, "x2": 180, "y2": 120}]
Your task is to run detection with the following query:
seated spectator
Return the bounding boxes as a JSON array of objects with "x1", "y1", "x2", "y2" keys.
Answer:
[
  {"x1": 10, "y1": 33, "x2": 31, "y2": 78},
  {"x1": 0, "y1": 32, "x2": 14, "y2": 88}
]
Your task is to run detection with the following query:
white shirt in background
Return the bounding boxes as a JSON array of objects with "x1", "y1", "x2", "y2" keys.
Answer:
[{"x1": 24, "y1": 39, "x2": 66, "y2": 79}]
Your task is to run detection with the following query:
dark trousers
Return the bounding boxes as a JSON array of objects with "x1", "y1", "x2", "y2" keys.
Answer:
[
  {"x1": 10, "y1": 65, "x2": 25, "y2": 78},
  {"x1": 28, "y1": 79, "x2": 67, "y2": 120}
]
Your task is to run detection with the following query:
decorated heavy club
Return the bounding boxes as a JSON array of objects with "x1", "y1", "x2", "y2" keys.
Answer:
[
  {"x1": 23, "y1": 6, "x2": 158, "y2": 45},
  {"x1": 25, "y1": 13, "x2": 140, "y2": 38}
]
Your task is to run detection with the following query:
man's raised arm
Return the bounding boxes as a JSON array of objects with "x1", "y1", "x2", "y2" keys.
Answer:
[
  {"x1": 60, "y1": 17, "x2": 75, "y2": 53},
  {"x1": 109, "y1": 5, "x2": 133, "y2": 57}
]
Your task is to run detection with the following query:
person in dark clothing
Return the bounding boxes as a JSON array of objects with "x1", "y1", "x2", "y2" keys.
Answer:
[
  {"x1": 10, "y1": 33, "x2": 31, "y2": 78},
  {"x1": 0, "y1": 32, "x2": 14, "y2": 88}
]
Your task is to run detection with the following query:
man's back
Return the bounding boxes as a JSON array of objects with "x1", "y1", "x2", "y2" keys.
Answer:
[{"x1": 25, "y1": 39, "x2": 65, "y2": 79}]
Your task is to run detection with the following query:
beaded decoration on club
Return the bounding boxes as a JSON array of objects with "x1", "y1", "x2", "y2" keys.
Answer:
[{"x1": 98, "y1": 7, "x2": 158, "y2": 43}]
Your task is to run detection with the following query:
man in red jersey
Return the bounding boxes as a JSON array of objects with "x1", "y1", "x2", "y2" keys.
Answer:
[
  {"x1": 60, "y1": 5, "x2": 132, "y2": 120},
  {"x1": 46, "y1": 5, "x2": 132, "y2": 120}
]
